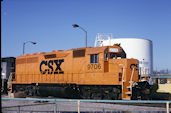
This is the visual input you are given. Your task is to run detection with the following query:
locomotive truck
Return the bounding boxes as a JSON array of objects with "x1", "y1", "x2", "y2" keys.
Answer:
[{"x1": 10, "y1": 44, "x2": 151, "y2": 100}]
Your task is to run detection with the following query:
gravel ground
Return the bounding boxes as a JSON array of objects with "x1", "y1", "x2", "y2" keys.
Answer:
[{"x1": 1, "y1": 99, "x2": 169, "y2": 113}]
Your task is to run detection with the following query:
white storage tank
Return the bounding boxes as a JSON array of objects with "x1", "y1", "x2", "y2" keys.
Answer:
[{"x1": 94, "y1": 34, "x2": 153, "y2": 77}]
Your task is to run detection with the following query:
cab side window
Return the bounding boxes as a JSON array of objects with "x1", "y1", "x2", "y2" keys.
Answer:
[
  {"x1": 104, "y1": 53, "x2": 108, "y2": 61},
  {"x1": 90, "y1": 54, "x2": 99, "y2": 64}
]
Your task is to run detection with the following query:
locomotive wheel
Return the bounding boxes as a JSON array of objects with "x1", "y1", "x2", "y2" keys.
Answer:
[
  {"x1": 91, "y1": 93, "x2": 102, "y2": 99},
  {"x1": 79, "y1": 85, "x2": 122, "y2": 100},
  {"x1": 25, "y1": 86, "x2": 36, "y2": 97},
  {"x1": 102, "y1": 93, "x2": 112, "y2": 100}
]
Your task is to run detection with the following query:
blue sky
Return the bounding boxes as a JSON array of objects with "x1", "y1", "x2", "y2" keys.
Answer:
[{"x1": 1, "y1": 0, "x2": 171, "y2": 71}]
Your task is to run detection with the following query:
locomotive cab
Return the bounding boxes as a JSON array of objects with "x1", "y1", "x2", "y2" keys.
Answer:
[
  {"x1": 103, "y1": 44, "x2": 139, "y2": 99},
  {"x1": 105, "y1": 44, "x2": 126, "y2": 60},
  {"x1": 85, "y1": 44, "x2": 139, "y2": 99}
]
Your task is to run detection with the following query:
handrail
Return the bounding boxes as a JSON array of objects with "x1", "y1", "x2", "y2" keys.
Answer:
[
  {"x1": 1, "y1": 97, "x2": 171, "y2": 104},
  {"x1": 129, "y1": 68, "x2": 135, "y2": 91}
]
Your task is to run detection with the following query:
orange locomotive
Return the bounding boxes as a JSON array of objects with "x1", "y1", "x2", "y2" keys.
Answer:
[{"x1": 11, "y1": 44, "x2": 148, "y2": 100}]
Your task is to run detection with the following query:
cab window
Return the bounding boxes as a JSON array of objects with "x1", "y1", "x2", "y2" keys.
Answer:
[
  {"x1": 104, "y1": 53, "x2": 108, "y2": 61},
  {"x1": 110, "y1": 53, "x2": 115, "y2": 59},
  {"x1": 90, "y1": 54, "x2": 99, "y2": 64}
]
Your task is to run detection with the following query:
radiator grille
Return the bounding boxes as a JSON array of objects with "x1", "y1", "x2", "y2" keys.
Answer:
[
  {"x1": 16, "y1": 57, "x2": 38, "y2": 64},
  {"x1": 73, "y1": 49, "x2": 85, "y2": 58}
]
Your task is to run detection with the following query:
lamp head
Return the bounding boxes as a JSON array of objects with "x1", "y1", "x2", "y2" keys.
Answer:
[
  {"x1": 31, "y1": 42, "x2": 37, "y2": 45},
  {"x1": 72, "y1": 24, "x2": 79, "y2": 28}
]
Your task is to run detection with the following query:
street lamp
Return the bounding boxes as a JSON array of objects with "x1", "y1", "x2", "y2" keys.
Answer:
[
  {"x1": 23, "y1": 41, "x2": 37, "y2": 55},
  {"x1": 72, "y1": 24, "x2": 87, "y2": 48}
]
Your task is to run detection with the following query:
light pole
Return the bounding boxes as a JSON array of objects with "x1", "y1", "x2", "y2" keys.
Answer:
[
  {"x1": 72, "y1": 24, "x2": 87, "y2": 48},
  {"x1": 23, "y1": 41, "x2": 37, "y2": 55}
]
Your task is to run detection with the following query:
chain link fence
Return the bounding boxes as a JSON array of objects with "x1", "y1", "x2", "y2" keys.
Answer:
[{"x1": 2, "y1": 98, "x2": 171, "y2": 113}]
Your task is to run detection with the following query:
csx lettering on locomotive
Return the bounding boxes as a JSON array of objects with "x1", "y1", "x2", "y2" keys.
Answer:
[{"x1": 40, "y1": 59, "x2": 64, "y2": 74}]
